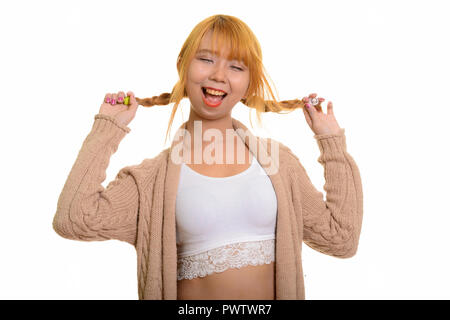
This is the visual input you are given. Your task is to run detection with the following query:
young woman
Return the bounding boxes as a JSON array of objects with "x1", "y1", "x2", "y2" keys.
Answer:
[{"x1": 53, "y1": 14, "x2": 363, "y2": 300}]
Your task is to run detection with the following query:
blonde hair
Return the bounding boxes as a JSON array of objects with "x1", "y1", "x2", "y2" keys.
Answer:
[{"x1": 134, "y1": 14, "x2": 306, "y2": 145}]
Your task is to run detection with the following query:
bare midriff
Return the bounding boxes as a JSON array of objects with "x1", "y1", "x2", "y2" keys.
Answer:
[
  {"x1": 178, "y1": 142, "x2": 275, "y2": 300},
  {"x1": 177, "y1": 262, "x2": 275, "y2": 300}
]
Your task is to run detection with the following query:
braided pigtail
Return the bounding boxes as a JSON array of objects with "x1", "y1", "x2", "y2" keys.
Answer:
[
  {"x1": 240, "y1": 96, "x2": 307, "y2": 113},
  {"x1": 135, "y1": 93, "x2": 172, "y2": 107}
]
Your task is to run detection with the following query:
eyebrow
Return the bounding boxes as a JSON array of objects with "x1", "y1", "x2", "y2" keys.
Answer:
[{"x1": 196, "y1": 49, "x2": 221, "y2": 56}]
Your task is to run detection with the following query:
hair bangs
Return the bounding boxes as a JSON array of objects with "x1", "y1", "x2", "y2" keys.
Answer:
[{"x1": 208, "y1": 24, "x2": 250, "y2": 67}]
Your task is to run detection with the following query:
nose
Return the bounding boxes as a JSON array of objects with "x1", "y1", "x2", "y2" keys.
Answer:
[{"x1": 209, "y1": 61, "x2": 226, "y2": 83}]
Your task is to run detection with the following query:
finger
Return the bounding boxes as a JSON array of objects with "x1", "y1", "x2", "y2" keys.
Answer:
[
  {"x1": 127, "y1": 91, "x2": 137, "y2": 106},
  {"x1": 327, "y1": 101, "x2": 334, "y2": 115},
  {"x1": 305, "y1": 102, "x2": 316, "y2": 118},
  {"x1": 313, "y1": 97, "x2": 321, "y2": 110},
  {"x1": 301, "y1": 97, "x2": 308, "y2": 108},
  {"x1": 317, "y1": 97, "x2": 325, "y2": 112},
  {"x1": 303, "y1": 103, "x2": 313, "y2": 126},
  {"x1": 117, "y1": 91, "x2": 125, "y2": 104},
  {"x1": 127, "y1": 92, "x2": 138, "y2": 112},
  {"x1": 104, "y1": 93, "x2": 112, "y2": 104},
  {"x1": 111, "y1": 93, "x2": 118, "y2": 105}
]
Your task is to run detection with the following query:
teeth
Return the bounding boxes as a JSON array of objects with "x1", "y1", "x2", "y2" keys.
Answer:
[{"x1": 205, "y1": 88, "x2": 226, "y2": 96}]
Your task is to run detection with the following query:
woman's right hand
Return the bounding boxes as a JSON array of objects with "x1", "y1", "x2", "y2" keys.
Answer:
[{"x1": 99, "y1": 91, "x2": 139, "y2": 127}]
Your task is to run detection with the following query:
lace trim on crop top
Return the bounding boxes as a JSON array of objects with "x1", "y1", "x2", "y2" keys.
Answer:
[{"x1": 177, "y1": 239, "x2": 275, "y2": 281}]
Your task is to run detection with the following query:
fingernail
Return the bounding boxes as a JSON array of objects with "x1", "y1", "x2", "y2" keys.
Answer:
[
  {"x1": 306, "y1": 103, "x2": 310, "y2": 108},
  {"x1": 111, "y1": 99, "x2": 116, "y2": 105},
  {"x1": 118, "y1": 97, "x2": 123, "y2": 103},
  {"x1": 106, "y1": 97, "x2": 111, "y2": 103}
]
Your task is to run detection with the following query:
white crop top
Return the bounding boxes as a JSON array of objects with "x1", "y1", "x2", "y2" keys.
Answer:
[{"x1": 176, "y1": 155, "x2": 278, "y2": 280}]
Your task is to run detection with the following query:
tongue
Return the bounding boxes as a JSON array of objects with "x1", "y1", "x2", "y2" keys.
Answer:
[{"x1": 205, "y1": 92, "x2": 224, "y2": 103}]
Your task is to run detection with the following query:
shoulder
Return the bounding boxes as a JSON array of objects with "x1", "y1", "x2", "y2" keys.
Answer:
[
  {"x1": 260, "y1": 138, "x2": 312, "y2": 184},
  {"x1": 116, "y1": 148, "x2": 169, "y2": 181},
  {"x1": 259, "y1": 136, "x2": 301, "y2": 165}
]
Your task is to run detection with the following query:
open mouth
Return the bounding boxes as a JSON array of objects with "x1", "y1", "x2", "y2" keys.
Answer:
[{"x1": 202, "y1": 87, "x2": 227, "y2": 101}]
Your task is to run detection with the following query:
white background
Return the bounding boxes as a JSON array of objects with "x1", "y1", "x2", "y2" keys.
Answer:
[{"x1": 1, "y1": 0, "x2": 449, "y2": 299}]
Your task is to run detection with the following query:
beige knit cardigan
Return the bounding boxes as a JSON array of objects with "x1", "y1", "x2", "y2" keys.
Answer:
[{"x1": 53, "y1": 113, "x2": 363, "y2": 300}]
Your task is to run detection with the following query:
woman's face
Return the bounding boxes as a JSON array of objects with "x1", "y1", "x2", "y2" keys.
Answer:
[{"x1": 185, "y1": 30, "x2": 250, "y2": 120}]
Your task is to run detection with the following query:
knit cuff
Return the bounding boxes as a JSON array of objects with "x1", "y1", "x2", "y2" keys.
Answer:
[
  {"x1": 314, "y1": 128, "x2": 347, "y2": 160},
  {"x1": 313, "y1": 128, "x2": 345, "y2": 141},
  {"x1": 82, "y1": 114, "x2": 131, "y2": 154},
  {"x1": 93, "y1": 113, "x2": 131, "y2": 134}
]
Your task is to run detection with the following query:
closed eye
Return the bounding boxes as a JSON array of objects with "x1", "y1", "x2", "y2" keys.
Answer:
[{"x1": 199, "y1": 58, "x2": 244, "y2": 71}]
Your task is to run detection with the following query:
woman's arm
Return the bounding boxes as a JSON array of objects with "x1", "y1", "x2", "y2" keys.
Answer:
[
  {"x1": 52, "y1": 114, "x2": 139, "y2": 246},
  {"x1": 286, "y1": 129, "x2": 364, "y2": 258}
]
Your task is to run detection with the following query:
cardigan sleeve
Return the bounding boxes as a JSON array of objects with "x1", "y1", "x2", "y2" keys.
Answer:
[
  {"x1": 52, "y1": 113, "x2": 139, "y2": 246},
  {"x1": 286, "y1": 129, "x2": 364, "y2": 258}
]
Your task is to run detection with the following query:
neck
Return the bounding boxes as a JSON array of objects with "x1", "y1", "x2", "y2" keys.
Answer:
[
  {"x1": 186, "y1": 112, "x2": 234, "y2": 135},
  {"x1": 184, "y1": 110, "x2": 236, "y2": 147},
  {"x1": 181, "y1": 109, "x2": 247, "y2": 166}
]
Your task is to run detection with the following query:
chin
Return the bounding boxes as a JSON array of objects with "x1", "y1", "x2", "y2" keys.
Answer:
[
  {"x1": 194, "y1": 108, "x2": 227, "y2": 120},
  {"x1": 190, "y1": 101, "x2": 228, "y2": 117}
]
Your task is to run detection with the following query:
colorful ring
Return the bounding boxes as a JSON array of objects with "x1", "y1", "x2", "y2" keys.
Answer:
[{"x1": 309, "y1": 97, "x2": 319, "y2": 106}]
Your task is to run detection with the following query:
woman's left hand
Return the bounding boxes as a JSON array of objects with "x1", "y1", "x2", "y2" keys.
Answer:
[{"x1": 301, "y1": 93, "x2": 343, "y2": 136}]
